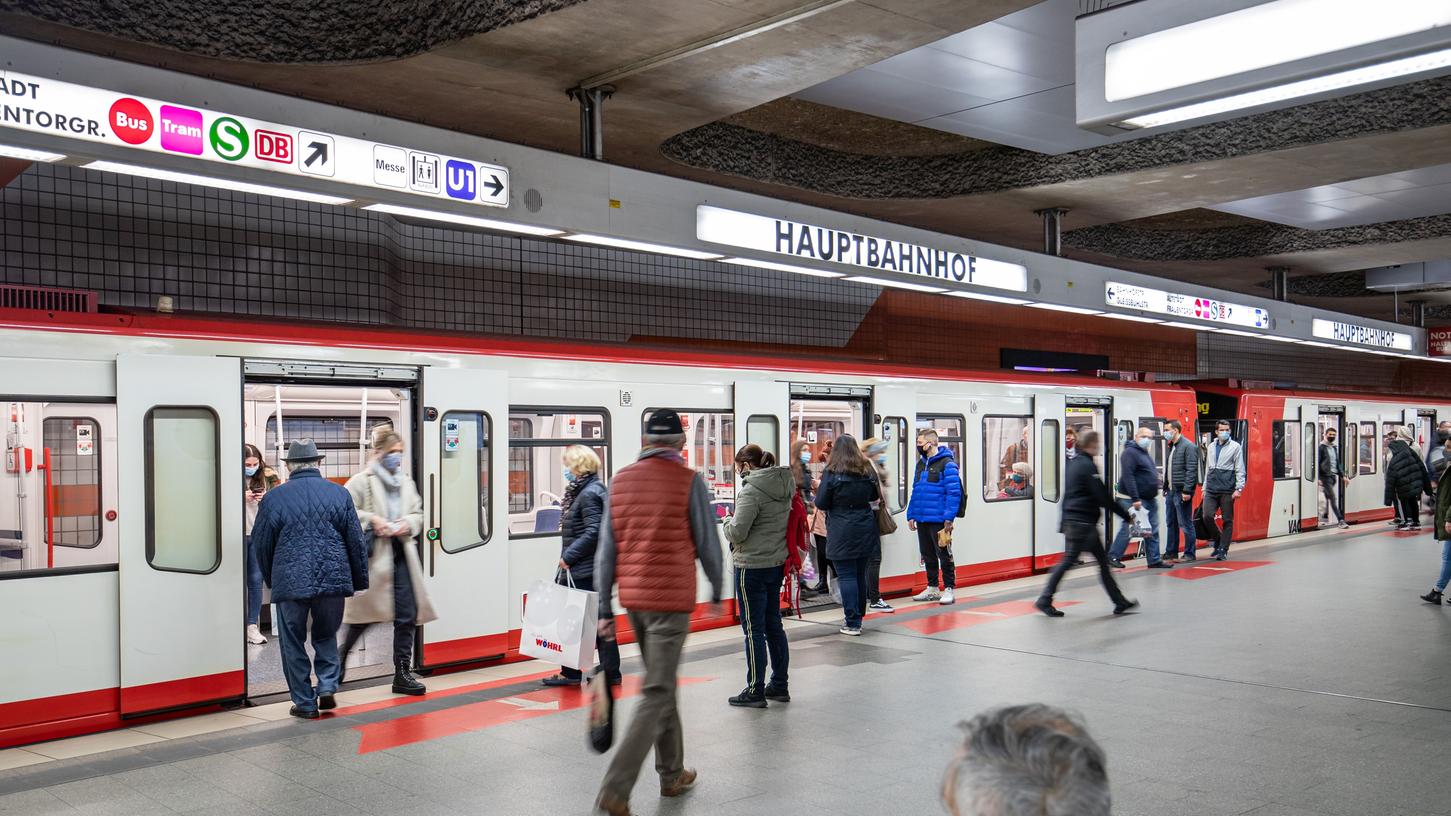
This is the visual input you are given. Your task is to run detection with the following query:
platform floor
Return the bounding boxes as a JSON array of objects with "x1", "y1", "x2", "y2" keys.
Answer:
[{"x1": 3, "y1": 523, "x2": 1450, "y2": 816}]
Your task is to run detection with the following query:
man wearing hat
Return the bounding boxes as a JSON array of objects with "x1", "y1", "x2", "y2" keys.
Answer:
[
  {"x1": 251, "y1": 439, "x2": 370, "y2": 719},
  {"x1": 593, "y1": 409, "x2": 723, "y2": 816}
]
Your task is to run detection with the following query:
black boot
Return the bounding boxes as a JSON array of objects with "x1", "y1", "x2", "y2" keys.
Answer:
[
  {"x1": 392, "y1": 661, "x2": 426, "y2": 696},
  {"x1": 1421, "y1": 589, "x2": 1444, "y2": 604}
]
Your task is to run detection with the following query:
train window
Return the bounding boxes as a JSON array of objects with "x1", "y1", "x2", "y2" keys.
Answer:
[
  {"x1": 1040, "y1": 420, "x2": 1060, "y2": 503},
  {"x1": 42, "y1": 417, "x2": 102, "y2": 549},
  {"x1": 1138, "y1": 418, "x2": 1167, "y2": 479},
  {"x1": 1303, "y1": 422, "x2": 1317, "y2": 482},
  {"x1": 439, "y1": 412, "x2": 491, "y2": 553},
  {"x1": 265, "y1": 415, "x2": 374, "y2": 483},
  {"x1": 1382, "y1": 422, "x2": 1400, "y2": 469},
  {"x1": 883, "y1": 416, "x2": 908, "y2": 512},
  {"x1": 1271, "y1": 420, "x2": 1299, "y2": 479},
  {"x1": 983, "y1": 415, "x2": 1032, "y2": 501},
  {"x1": 916, "y1": 415, "x2": 964, "y2": 464},
  {"x1": 145, "y1": 407, "x2": 220, "y2": 574},
  {"x1": 746, "y1": 415, "x2": 778, "y2": 459},
  {"x1": 1359, "y1": 422, "x2": 1378, "y2": 475},
  {"x1": 508, "y1": 409, "x2": 609, "y2": 537},
  {"x1": 644, "y1": 410, "x2": 736, "y2": 508}
]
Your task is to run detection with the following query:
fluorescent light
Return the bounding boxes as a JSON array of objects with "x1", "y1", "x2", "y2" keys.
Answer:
[
  {"x1": 1262, "y1": 334, "x2": 1301, "y2": 342},
  {"x1": 1123, "y1": 46, "x2": 1451, "y2": 128},
  {"x1": 723, "y1": 256, "x2": 844, "y2": 278},
  {"x1": 1101, "y1": 312, "x2": 1164, "y2": 324},
  {"x1": 1105, "y1": 0, "x2": 1451, "y2": 102},
  {"x1": 945, "y1": 291, "x2": 1033, "y2": 305},
  {"x1": 1161, "y1": 321, "x2": 1214, "y2": 331},
  {"x1": 1212, "y1": 328, "x2": 1262, "y2": 337},
  {"x1": 1025, "y1": 303, "x2": 1103, "y2": 315},
  {"x1": 1299, "y1": 341, "x2": 1343, "y2": 349},
  {"x1": 85, "y1": 160, "x2": 353, "y2": 205},
  {"x1": 362, "y1": 203, "x2": 563, "y2": 237},
  {"x1": 844, "y1": 275, "x2": 947, "y2": 293},
  {"x1": 564, "y1": 233, "x2": 723, "y2": 260},
  {"x1": 0, "y1": 143, "x2": 65, "y2": 162}
]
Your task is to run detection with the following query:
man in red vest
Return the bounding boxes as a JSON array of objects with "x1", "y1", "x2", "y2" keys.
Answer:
[{"x1": 594, "y1": 409, "x2": 724, "y2": 816}]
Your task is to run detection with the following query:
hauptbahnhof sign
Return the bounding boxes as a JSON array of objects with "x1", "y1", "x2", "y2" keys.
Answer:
[
  {"x1": 1312, "y1": 319, "x2": 1414, "y2": 351},
  {"x1": 696, "y1": 205, "x2": 1028, "y2": 292}
]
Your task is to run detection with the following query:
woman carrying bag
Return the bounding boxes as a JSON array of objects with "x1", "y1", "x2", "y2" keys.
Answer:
[
  {"x1": 339, "y1": 426, "x2": 437, "y2": 696},
  {"x1": 814, "y1": 436, "x2": 882, "y2": 637},
  {"x1": 541, "y1": 445, "x2": 622, "y2": 688}
]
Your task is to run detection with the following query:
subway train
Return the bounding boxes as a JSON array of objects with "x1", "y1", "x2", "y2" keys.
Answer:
[{"x1": 1, "y1": 306, "x2": 1444, "y2": 749}]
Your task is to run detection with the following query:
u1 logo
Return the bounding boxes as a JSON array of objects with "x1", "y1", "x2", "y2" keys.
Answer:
[{"x1": 209, "y1": 116, "x2": 249, "y2": 161}]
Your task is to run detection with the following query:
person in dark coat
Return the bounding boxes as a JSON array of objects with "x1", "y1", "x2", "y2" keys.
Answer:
[
  {"x1": 251, "y1": 439, "x2": 369, "y2": 719},
  {"x1": 1035, "y1": 431, "x2": 1137, "y2": 617},
  {"x1": 1107, "y1": 427, "x2": 1171, "y2": 569},
  {"x1": 542, "y1": 445, "x2": 622, "y2": 687},
  {"x1": 1162, "y1": 420, "x2": 1200, "y2": 562},
  {"x1": 814, "y1": 435, "x2": 881, "y2": 636},
  {"x1": 1318, "y1": 426, "x2": 1350, "y2": 529},
  {"x1": 1385, "y1": 426, "x2": 1431, "y2": 531},
  {"x1": 1420, "y1": 470, "x2": 1451, "y2": 604}
]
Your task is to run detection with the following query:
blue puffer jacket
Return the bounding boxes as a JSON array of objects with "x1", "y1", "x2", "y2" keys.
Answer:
[
  {"x1": 907, "y1": 446, "x2": 964, "y2": 523},
  {"x1": 251, "y1": 468, "x2": 369, "y2": 602}
]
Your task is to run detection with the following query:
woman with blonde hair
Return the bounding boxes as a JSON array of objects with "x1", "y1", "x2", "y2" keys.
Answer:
[
  {"x1": 541, "y1": 444, "x2": 622, "y2": 687},
  {"x1": 339, "y1": 425, "x2": 436, "y2": 697}
]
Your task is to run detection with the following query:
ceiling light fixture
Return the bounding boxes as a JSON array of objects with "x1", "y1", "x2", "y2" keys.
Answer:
[
  {"x1": 843, "y1": 275, "x2": 948, "y2": 293},
  {"x1": 723, "y1": 256, "x2": 845, "y2": 278},
  {"x1": 1262, "y1": 335, "x2": 1303, "y2": 343},
  {"x1": 85, "y1": 160, "x2": 353, "y2": 205},
  {"x1": 1101, "y1": 312, "x2": 1164, "y2": 324},
  {"x1": 945, "y1": 291, "x2": 1033, "y2": 305},
  {"x1": 362, "y1": 203, "x2": 564, "y2": 237},
  {"x1": 564, "y1": 233, "x2": 724, "y2": 260},
  {"x1": 1160, "y1": 321, "x2": 1214, "y2": 331},
  {"x1": 1212, "y1": 328, "x2": 1262, "y2": 337},
  {"x1": 0, "y1": 143, "x2": 65, "y2": 162},
  {"x1": 1025, "y1": 303, "x2": 1103, "y2": 315}
]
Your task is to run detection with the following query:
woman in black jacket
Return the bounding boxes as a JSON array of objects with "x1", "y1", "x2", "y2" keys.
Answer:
[
  {"x1": 814, "y1": 436, "x2": 880, "y2": 636},
  {"x1": 541, "y1": 445, "x2": 622, "y2": 687},
  {"x1": 1385, "y1": 427, "x2": 1432, "y2": 532}
]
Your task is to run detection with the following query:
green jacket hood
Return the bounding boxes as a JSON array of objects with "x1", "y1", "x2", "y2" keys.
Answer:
[{"x1": 744, "y1": 466, "x2": 796, "y2": 502}]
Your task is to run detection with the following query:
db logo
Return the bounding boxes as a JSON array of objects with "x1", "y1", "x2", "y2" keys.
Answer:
[
  {"x1": 533, "y1": 638, "x2": 564, "y2": 653},
  {"x1": 108, "y1": 98, "x2": 153, "y2": 145},
  {"x1": 254, "y1": 129, "x2": 293, "y2": 164}
]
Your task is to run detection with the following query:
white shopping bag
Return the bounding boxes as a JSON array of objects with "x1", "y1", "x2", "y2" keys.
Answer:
[{"x1": 520, "y1": 574, "x2": 598, "y2": 671}]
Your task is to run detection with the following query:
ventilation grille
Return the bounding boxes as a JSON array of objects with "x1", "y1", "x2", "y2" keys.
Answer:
[{"x1": 0, "y1": 284, "x2": 97, "y2": 313}]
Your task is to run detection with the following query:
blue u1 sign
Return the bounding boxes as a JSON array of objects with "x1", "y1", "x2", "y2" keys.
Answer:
[{"x1": 445, "y1": 159, "x2": 477, "y2": 201}]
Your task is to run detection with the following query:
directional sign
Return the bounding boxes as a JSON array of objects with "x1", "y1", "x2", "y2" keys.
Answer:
[
  {"x1": 0, "y1": 68, "x2": 510, "y2": 207},
  {"x1": 1105, "y1": 281, "x2": 1270, "y2": 329}
]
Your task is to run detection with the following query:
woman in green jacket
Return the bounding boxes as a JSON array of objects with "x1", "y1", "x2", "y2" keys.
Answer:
[{"x1": 722, "y1": 444, "x2": 794, "y2": 708}]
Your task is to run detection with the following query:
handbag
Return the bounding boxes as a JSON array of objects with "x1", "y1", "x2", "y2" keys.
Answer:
[
  {"x1": 874, "y1": 481, "x2": 898, "y2": 535},
  {"x1": 520, "y1": 571, "x2": 599, "y2": 670},
  {"x1": 586, "y1": 664, "x2": 615, "y2": 753}
]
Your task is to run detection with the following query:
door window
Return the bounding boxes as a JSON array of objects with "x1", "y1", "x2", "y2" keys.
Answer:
[
  {"x1": 1302, "y1": 422, "x2": 1317, "y2": 482},
  {"x1": 746, "y1": 415, "x2": 778, "y2": 459},
  {"x1": 145, "y1": 407, "x2": 220, "y2": 574},
  {"x1": 439, "y1": 411, "x2": 491, "y2": 553},
  {"x1": 1271, "y1": 420, "x2": 1300, "y2": 479},
  {"x1": 42, "y1": 417, "x2": 102, "y2": 550},
  {"x1": 883, "y1": 417, "x2": 907, "y2": 512},
  {"x1": 509, "y1": 409, "x2": 609, "y2": 536},
  {"x1": 1040, "y1": 420, "x2": 1060, "y2": 503},
  {"x1": 1359, "y1": 422, "x2": 1377, "y2": 475}
]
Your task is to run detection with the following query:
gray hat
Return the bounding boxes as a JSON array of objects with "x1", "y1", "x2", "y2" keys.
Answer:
[{"x1": 280, "y1": 439, "x2": 324, "y2": 462}]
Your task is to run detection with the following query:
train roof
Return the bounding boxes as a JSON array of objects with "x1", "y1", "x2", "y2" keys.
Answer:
[{"x1": 1193, "y1": 380, "x2": 1448, "y2": 406}]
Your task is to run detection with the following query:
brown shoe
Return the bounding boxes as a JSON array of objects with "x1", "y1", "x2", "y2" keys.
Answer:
[
  {"x1": 660, "y1": 767, "x2": 698, "y2": 797},
  {"x1": 595, "y1": 792, "x2": 634, "y2": 816}
]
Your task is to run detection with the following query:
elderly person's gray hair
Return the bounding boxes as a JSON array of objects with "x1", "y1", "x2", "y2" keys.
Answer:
[
  {"x1": 643, "y1": 432, "x2": 686, "y2": 449},
  {"x1": 942, "y1": 704, "x2": 1110, "y2": 816}
]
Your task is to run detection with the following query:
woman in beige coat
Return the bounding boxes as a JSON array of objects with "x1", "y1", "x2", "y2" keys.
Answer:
[{"x1": 338, "y1": 426, "x2": 436, "y2": 696}]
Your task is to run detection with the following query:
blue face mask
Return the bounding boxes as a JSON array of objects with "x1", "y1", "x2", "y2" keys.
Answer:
[
  {"x1": 1010, "y1": 474, "x2": 1024, "y2": 483},
  {"x1": 1137, "y1": 437, "x2": 1152, "y2": 450},
  {"x1": 875, "y1": 455, "x2": 886, "y2": 465},
  {"x1": 1218, "y1": 431, "x2": 1231, "y2": 442},
  {"x1": 563, "y1": 469, "x2": 577, "y2": 484},
  {"x1": 244, "y1": 465, "x2": 259, "y2": 477},
  {"x1": 381, "y1": 452, "x2": 403, "y2": 472},
  {"x1": 800, "y1": 451, "x2": 811, "y2": 463}
]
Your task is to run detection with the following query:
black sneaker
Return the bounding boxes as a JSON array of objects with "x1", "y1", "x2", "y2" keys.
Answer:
[
  {"x1": 1421, "y1": 589, "x2": 1444, "y2": 604},
  {"x1": 1113, "y1": 599, "x2": 1140, "y2": 615},
  {"x1": 289, "y1": 705, "x2": 319, "y2": 720},
  {"x1": 1034, "y1": 598, "x2": 1064, "y2": 618},
  {"x1": 1214, "y1": 553, "x2": 1228, "y2": 561},
  {"x1": 1147, "y1": 562, "x2": 1174, "y2": 569},
  {"x1": 763, "y1": 685, "x2": 791, "y2": 703},
  {"x1": 729, "y1": 689, "x2": 768, "y2": 708},
  {"x1": 1108, "y1": 560, "x2": 1126, "y2": 569},
  {"x1": 317, "y1": 694, "x2": 336, "y2": 711}
]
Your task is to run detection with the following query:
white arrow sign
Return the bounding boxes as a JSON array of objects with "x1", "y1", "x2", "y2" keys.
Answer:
[
  {"x1": 497, "y1": 697, "x2": 560, "y2": 711},
  {"x1": 960, "y1": 610, "x2": 1008, "y2": 617}
]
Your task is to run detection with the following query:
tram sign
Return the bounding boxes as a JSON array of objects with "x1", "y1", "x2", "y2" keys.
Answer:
[
  {"x1": 695, "y1": 205, "x2": 1028, "y2": 292},
  {"x1": 0, "y1": 70, "x2": 510, "y2": 207},
  {"x1": 1104, "y1": 281, "x2": 1269, "y2": 329},
  {"x1": 1311, "y1": 318, "x2": 1414, "y2": 351}
]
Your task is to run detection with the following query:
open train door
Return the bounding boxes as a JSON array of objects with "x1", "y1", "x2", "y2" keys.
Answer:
[
  {"x1": 871, "y1": 382, "x2": 917, "y2": 586},
  {"x1": 734, "y1": 379, "x2": 788, "y2": 461},
  {"x1": 417, "y1": 366, "x2": 510, "y2": 669},
  {"x1": 117, "y1": 354, "x2": 244, "y2": 715},
  {"x1": 1033, "y1": 392, "x2": 1067, "y2": 570}
]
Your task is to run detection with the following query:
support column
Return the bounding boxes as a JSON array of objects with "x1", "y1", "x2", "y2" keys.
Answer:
[
  {"x1": 566, "y1": 85, "x2": 614, "y2": 161},
  {"x1": 1268, "y1": 266, "x2": 1290, "y2": 301},
  {"x1": 1410, "y1": 299, "x2": 1426, "y2": 328},
  {"x1": 1034, "y1": 208, "x2": 1068, "y2": 256}
]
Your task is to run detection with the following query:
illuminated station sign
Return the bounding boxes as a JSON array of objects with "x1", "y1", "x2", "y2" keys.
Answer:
[
  {"x1": 1312, "y1": 318, "x2": 1414, "y2": 351},
  {"x1": 0, "y1": 70, "x2": 509, "y2": 207},
  {"x1": 1104, "y1": 281, "x2": 1270, "y2": 329}
]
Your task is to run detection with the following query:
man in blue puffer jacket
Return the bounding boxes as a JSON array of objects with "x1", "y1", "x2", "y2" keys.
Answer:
[
  {"x1": 907, "y1": 429, "x2": 964, "y2": 605},
  {"x1": 1107, "y1": 427, "x2": 1172, "y2": 570},
  {"x1": 252, "y1": 439, "x2": 369, "y2": 719}
]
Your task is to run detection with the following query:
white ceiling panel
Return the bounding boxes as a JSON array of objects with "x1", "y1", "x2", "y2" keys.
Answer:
[
  {"x1": 794, "y1": 69, "x2": 997, "y2": 122},
  {"x1": 866, "y1": 47, "x2": 1061, "y2": 103},
  {"x1": 929, "y1": 21, "x2": 1072, "y2": 82},
  {"x1": 1211, "y1": 162, "x2": 1451, "y2": 229}
]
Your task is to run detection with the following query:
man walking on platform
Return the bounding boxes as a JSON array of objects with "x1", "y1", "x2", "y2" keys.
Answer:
[
  {"x1": 1035, "y1": 431, "x2": 1136, "y2": 617},
  {"x1": 593, "y1": 409, "x2": 723, "y2": 816},
  {"x1": 1162, "y1": 420, "x2": 1199, "y2": 562},
  {"x1": 1319, "y1": 426, "x2": 1350, "y2": 529},
  {"x1": 1203, "y1": 420, "x2": 1246, "y2": 560}
]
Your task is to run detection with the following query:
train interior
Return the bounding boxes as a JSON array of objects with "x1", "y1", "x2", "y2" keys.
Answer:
[{"x1": 242, "y1": 382, "x2": 413, "y2": 698}]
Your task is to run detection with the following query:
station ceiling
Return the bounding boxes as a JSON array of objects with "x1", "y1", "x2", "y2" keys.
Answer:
[{"x1": 4, "y1": 0, "x2": 1448, "y2": 323}]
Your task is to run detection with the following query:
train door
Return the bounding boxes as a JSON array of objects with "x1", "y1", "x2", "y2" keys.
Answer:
[
  {"x1": 117, "y1": 354, "x2": 244, "y2": 715},
  {"x1": 789, "y1": 384, "x2": 872, "y2": 605},
  {"x1": 874, "y1": 383, "x2": 916, "y2": 590},
  {"x1": 420, "y1": 366, "x2": 509, "y2": 668},
  {"x1": 1032, "y1": 393, "x2": 1066, "y2": 568},
  {"x1": 1417, "y1": 409, "x2": 1437, "y2": 461},
  {"x1": 735, "y1": 379, "x2": 788, "y2": 461},
  {"x1": 1313, "y1": 407, "x2": 1346, "y2": 528},
  {"x1": 1066, "y1": 398, "x2": 1110, "y2": 542},
  {"x1": 971, "y1": 397, "x2": 1035, "y2": 573}
]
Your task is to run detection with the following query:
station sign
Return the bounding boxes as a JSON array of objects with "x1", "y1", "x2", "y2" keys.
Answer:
[
  {"x1": 1429, "y1": 326, "x2": 1451, "y2": 357},
  {"x1": 1311, "y1": 318, "x2": 1414, "y2": 351},
  {"x1": 695, "y1": 205, "x2": 1028, "y2": 292},
  {"x1": 0, "y1": 70, "x2": 510, "y2": 207},
  {"x1": 1104, "y1": 281, "x2": 1269, "y2": 329}
]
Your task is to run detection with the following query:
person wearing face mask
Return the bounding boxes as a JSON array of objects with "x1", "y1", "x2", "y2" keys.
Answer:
[
  {"x1": 1427, "y1": 423, "x2": 1451, "y2": 491},
  {"x1": 1385, "y1": 425, "x2": 1431, "y2": 532},
  {"x1": 1318, "y1": 427, "x2": 1350, "y2": 529},
  {"x1": 1202, "y1": 420, "x2": 1246, "y2": 561},
  {"x1": 339, "y1": 425, "x2": 437, "y2": 697},
  {"x1": 907, "y1": 429, "x2": 964, "y2": 605},
  {"x1": 243, "y1": 443, "x2": 282, "y2": 645},
  {"x1": 1161, "y1": 421, "x2": 1200, "y2": 563},
  {"x1": 1065, "y1": 426, "x2": 1079, "y2": 459},
  {"x1": 1003, "y1": 462, "x2": 1034, "y2": 498},
  {"x1": 861, "y1": 437, "x2": 895, "y2": 613},
  {"x1": 1107, "y1": 427, "x2": 1171, "y2": 570},
  {"x1": 721, "y1": 444, "x2": 794, "y2": 707}
]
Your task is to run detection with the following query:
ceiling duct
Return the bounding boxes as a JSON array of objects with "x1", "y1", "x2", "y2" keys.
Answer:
[{"x1": 1363, "y1": 261, "x2": 1451, "y2": 293}]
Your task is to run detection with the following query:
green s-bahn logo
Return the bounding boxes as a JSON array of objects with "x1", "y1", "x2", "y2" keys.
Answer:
[{"x1": 209, "y1": 116, "x2": 249, "y2": 161}]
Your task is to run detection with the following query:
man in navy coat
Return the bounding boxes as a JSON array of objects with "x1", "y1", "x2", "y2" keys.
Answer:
[{"x1": 252, "y1": 439, "x2": 369, "y2": 718}]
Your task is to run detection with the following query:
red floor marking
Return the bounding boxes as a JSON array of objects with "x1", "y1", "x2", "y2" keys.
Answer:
[
  {"x1": 353, "y1": 675, "x2": 712, "y2": 754},
  {"x1": 892, "y1": 600, "x2": 1080, "y2": 634},
  {"x1": 328, "y1": 670, "x2": 561, "y2": 717},
  {"x1": 864, "y1": 597, "x2": 980, "y2": 621},
  {"x1": 1163, "y1": 560, "x2": 1273, "y2": 580}
]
